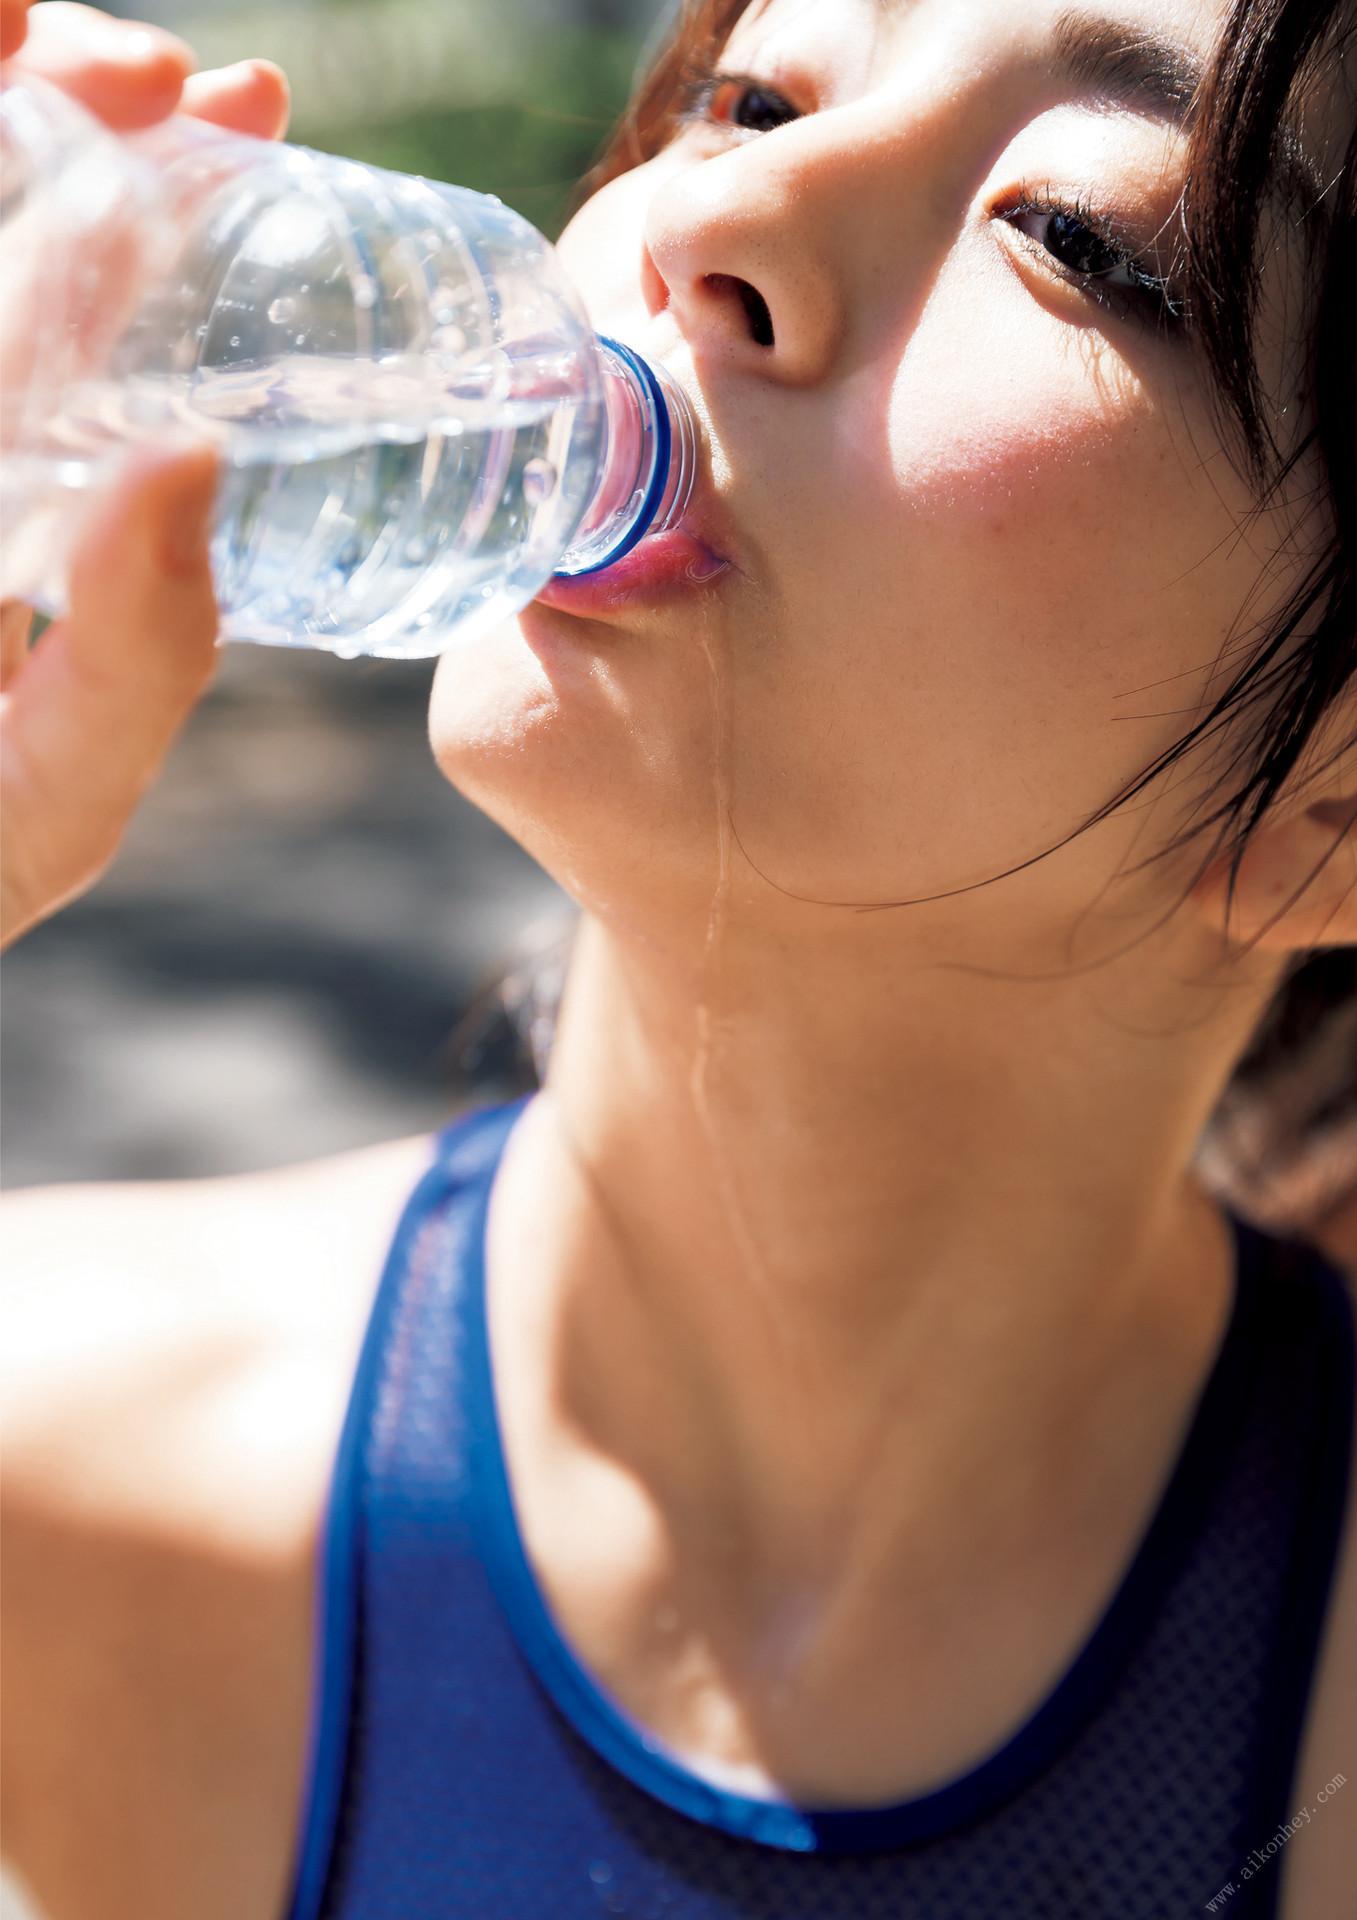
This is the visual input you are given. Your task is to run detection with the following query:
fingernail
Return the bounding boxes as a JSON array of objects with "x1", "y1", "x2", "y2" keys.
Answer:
[
  {"x1": 161, "y1": 452, "x2": 220, "y2": 577},
  {"x1": 98, "y1": 22, "x2": 193, "y2": 70},
  {"x1": 108, "y1": 27, "x2": 163, "y2": 62}
]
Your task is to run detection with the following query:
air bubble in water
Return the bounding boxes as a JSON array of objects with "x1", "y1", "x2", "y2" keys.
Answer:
[
  {"x1": 294, "y1": 333, "x2": 307, "y2": 347},
  {"x1": 404, "y1": 535, "x2": 432, "y2": 565},
  {"x1": 432, "y1": 324, "x2": 466, "y2": 356},
  {"x1": 352, "y1": 274, "x2": 377, "y2": 310},
  {"x1": 521, "y1": 457, "x2": 557, "y2": 505},
  {"x1": 268, "y1": 296, "x2": 297, "y2": 326},
  {"x1": 228, "y1": 335, "x2": 241, "y2": 349}
]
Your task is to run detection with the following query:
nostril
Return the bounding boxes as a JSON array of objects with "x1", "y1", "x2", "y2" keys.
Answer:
[
  {"x1": 705, "y1": 273, "x2": 775, "y2": 348},
  {"x1": 740, "y1": 283, "x2": 775, "y2": 348}
]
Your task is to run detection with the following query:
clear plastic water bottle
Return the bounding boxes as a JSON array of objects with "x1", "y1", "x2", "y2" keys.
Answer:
[{"x1": 0, "y1": 76, "x2": 699, "y2": 659}]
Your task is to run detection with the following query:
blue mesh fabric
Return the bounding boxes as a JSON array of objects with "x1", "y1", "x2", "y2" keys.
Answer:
[{"x1": 281, "y1": 1096, "x2": 1354, "y2": 1920}]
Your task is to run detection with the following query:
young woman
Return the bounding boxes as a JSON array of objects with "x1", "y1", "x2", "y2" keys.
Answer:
[{"x1": 2, "y1": 2, "x2": 1354, "y2": 1917}]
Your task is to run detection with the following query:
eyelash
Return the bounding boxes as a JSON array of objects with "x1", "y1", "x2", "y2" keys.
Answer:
[{"x1": 672, "y1": 61, "x2": 1188, "y2": 333}]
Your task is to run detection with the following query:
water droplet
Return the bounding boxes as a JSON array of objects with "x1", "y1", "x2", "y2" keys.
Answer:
[
  {"x1": 415, "y1": 610, "x2": 436, "y2": 628},
  {"x1": 352, "y1": 274, "x2": 377, "y2": 310},
  {"x1": 268, "y1": 296, "x2": 297, "y2": 326},
  {"x1": 589, "y1": 1862, "x2": 613, "y2": 1887},
  {"x1": 479, "y1": 584, "x2": 494, "y2": 598},
  {"x1": 521, "y1": 457, "x2": 557, "y2": 505}
]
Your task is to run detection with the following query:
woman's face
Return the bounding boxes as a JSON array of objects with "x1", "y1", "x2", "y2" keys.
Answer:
[{"x1": 429, "y1": 0, "x2": 1306, "y2": 964}]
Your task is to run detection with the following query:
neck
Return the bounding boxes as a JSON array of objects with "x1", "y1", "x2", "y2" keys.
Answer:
[{"x1": 504, "y1": 903, "x2": 1264, "y2": 1583}]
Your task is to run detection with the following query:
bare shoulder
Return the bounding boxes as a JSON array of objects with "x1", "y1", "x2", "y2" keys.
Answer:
[
  {"x1": 0, "y1": 1125, "x2": 445, "y2": 1920},
  {"x1": 2, "y1": 1128, "x2": 441, "y2": 1554},
  {"x1": 1277, "y1": 1241, "x2": 1357, "y2": 1920}
]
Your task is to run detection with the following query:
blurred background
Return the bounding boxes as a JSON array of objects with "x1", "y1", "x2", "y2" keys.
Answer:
[
  {"x1": 1, "y1": 9, "x2": 1353, "y2": 1914},
  {"x1": 2, "y1": 0, "x2": 673, "y2": 1188}
]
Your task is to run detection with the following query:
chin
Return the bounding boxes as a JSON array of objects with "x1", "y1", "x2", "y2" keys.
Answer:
[
  {"x1": 427, "y1": 613, "x2": 594, "y2": 856},
  {"x1": 426, "y1": 611, "x2": 721, "y2": 936}
]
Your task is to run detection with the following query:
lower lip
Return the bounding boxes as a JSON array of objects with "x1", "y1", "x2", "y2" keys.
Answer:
[{"x1": 531, "y1": 530, "x2": 731, "y2": 618}]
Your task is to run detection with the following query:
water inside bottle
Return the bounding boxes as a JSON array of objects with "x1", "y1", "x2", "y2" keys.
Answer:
[{"x1": 2, "y1": 351, "x2": 604, "y2": 658}]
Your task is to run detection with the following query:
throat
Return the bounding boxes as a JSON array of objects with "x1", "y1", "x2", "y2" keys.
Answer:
[{"x1": 482, "y1": 1091, "x2": 1238, "y2": 1809}]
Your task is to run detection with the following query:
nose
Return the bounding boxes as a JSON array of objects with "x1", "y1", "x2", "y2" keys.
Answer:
[
  {"x1": 640, "y1": 125, "x2": 852, "y2": 387},
  {"x1": 638, "y1": 48, "x2": 985, "y2": 390}
]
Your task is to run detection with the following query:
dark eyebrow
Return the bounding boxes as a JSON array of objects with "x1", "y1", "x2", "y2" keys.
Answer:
[
  {"x1": 1047, "y1": 8, "x2": 1326, "y2": 219},
  {"x1": 860, "y1": 0, "x2": 1203, "y2": 122},
  {"x1": 1048, "y1": 7, "x2": 1202, "y2": 127},
  {"x1": 860, "y1": 0, "x2": 1324, "y2": 219}
]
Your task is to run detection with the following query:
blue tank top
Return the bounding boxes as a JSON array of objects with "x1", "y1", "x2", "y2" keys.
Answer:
[{"x1": 281, "y1": 1094, "x2": 1354, "y2": 1920}]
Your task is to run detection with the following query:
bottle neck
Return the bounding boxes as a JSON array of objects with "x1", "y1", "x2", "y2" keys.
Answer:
[{"x1": 553, "y1": 335, "x2": 698, "y2": 576}]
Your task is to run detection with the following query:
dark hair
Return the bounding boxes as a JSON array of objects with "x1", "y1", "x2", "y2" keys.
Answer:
[{"x1": 457, "y1": 0, "x2": 1357, "y2": 1235}]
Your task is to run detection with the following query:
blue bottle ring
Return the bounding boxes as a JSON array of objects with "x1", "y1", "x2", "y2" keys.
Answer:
[{"x1": 556, "y1": 335, "x2": 672, "y2": 576}]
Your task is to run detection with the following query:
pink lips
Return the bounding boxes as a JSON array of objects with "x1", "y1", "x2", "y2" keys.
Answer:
[{"x1": 532, "y1": 529, "x2": 731, "y2": 618}]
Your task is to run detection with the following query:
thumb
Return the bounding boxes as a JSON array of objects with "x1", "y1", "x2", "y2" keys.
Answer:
[{"x1": 1, "y1": 443, "x2": 221, "y2": 944}]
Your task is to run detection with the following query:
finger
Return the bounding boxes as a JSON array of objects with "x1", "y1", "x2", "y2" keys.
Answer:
[
  {"x1": 180, "y1": 58, "x2": 290, "y2": 140},
  {"x1": 0, "y1": 0, "x2": 28, "y2": 63},
  {"x1": 0, "y1": 444, "x2": 220, "y2": 943},
  {"x1": 0, "y1": 602, "x2": 35, "y2": 690},
  {"x1": 12, "y1": 3, "x2": 194, "y2": 130}
]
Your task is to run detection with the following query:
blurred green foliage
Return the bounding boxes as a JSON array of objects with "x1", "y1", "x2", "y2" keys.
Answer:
[
  {"x1": 302, "y1": 23, "x2": 640, "y2": 238},
  {"x1": 145, "y1": 0, "x2": 653, "y2": 234}
]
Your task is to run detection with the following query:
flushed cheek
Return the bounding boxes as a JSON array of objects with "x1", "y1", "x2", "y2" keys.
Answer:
[
  {"x1": 720, "y1": 382, "x2": 1230, "y2": 900},
  {"x1": 879, "y1": 336, "x2": 1229, "y2": 692},
  {"x1": 884, "y1": 315, "x2": 1148, "y2": 525},
  {"x1": 881, "y1": 249, "x2": 1237, "y2": 590}
]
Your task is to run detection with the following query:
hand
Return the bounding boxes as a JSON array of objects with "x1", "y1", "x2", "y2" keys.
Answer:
[{"x1": 0, "y1": 4, "x2": 290, "y2": 948}]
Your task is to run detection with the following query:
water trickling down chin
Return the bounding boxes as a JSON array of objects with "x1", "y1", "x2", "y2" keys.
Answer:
[{"x1": 687, "y1": 595, "x2": 799, "y2": 1370}]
